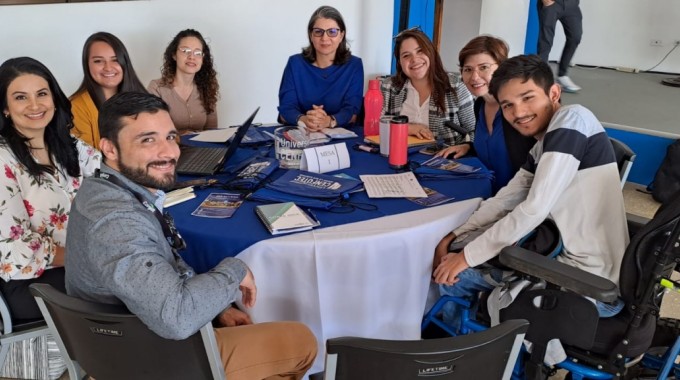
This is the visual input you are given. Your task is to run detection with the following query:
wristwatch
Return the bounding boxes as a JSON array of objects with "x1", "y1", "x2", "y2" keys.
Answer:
[{"x1": 329, "y1": 116, "x2": 337, "y2": 129}]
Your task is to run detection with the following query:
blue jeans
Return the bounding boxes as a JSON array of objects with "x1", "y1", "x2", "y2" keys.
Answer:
[{"x1": 439, "y1": 266, "x2": 504, "y2": 332}]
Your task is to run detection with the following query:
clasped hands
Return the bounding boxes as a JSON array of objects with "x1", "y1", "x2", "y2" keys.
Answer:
[
  {"x1": 300, "y1": 105, "x2": 332, "y2": 132},
  {"x1": 432, "y1": 232, "x2": 470, "y2": 286}
]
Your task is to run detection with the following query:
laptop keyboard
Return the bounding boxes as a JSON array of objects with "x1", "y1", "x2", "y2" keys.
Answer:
[{"x1": 176, "y1": 146, "x2": 228, "y2": 175}]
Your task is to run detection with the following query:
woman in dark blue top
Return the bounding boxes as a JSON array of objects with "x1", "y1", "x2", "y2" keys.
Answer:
[
  {"x1": 437, "y1": 36, "x2": 535, "y2": 193},
  {"x1": 277, "y1": 5, "x2": 364, "y2": 131}
]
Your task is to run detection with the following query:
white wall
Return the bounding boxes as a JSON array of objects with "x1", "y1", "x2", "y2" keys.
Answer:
[
  {"x1": 479, "y1": 0, "x2": 680, "y2": 73},
  {"x1": 479, "y1": 0, "x2": 531, "y2": 58},
  {"x1": 439, "y1": 0, "x2": 482, "y2": 70},
  {"x1": 0, "y1": 0, "x2": 394, "y2": 125}
]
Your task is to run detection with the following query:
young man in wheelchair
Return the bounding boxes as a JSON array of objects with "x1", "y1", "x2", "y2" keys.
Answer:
[{"x1": 432, "y1": 55, "x2": 629, "y2": 332}]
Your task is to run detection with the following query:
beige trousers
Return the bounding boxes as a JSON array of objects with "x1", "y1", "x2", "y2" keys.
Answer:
[{"x1": 214, "y1": 321, "x2": 317, "y2": 380}]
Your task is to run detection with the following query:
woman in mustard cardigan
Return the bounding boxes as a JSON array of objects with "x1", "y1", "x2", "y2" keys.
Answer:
[{"x1": 70, "y1": 32, "x2": 146, "y2": 148}]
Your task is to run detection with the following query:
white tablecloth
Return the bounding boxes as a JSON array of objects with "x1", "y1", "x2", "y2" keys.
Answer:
[{"x1": 236, "y1": 197, "x2": 482, "y2": 375}]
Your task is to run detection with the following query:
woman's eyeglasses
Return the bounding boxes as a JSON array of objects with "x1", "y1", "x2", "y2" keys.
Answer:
[
  {"x1": 177, "y1": 47, "x2": 205, "y2": 58},
  {"x1": 461, "y1": 63, "x2": 498, "y2": 77},
  {"x1": 311, "y1": 28, "x2": 341, "y2": 38}
]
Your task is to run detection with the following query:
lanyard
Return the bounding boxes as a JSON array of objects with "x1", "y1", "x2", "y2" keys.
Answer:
[{"x1": 94, "y1": 169, "x2": 187, "y2": 253}]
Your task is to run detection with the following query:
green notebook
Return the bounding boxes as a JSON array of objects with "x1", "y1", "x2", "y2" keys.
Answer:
[{"x1": 255, "y1": 202, "x2": 320, "y2": 235}]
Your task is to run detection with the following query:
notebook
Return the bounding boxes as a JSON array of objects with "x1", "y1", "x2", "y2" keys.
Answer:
[
  {"x1": 364, "y1": 134, "x2": 435, "y2": 147},
  {"x1": 255, "y1": 202, "x2": 320, "y2": 235},
  {"x1": 176, "y1": 107, "x2": 260, "y2": 176}
]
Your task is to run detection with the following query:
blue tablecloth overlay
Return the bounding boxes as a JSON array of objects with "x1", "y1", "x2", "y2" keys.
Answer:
[{"x1": 169, "y1": 128, "x2": 492, "y2": 273}]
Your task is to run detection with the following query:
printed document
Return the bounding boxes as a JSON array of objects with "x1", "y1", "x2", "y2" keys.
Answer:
[{"x1": 359, "y1": 172, "x2": 428, "y2": 198}]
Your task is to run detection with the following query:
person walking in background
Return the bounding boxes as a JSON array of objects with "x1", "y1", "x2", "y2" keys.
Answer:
[{"x1": 537, "y1": 0, "x2": 583, "y2": 93}]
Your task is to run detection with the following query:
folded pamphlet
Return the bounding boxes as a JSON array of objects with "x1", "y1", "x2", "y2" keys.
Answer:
[
  {"x1": 407, "y1": 187, "x2": 454, "y2": 207},
  {"x1": 191, "y1": 193, "x2": 244, "y2": 218}
]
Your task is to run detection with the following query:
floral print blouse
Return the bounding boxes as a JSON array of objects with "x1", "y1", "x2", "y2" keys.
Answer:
[{"x1": 0, "y1": 138, "x2": 100, "y2": 281}]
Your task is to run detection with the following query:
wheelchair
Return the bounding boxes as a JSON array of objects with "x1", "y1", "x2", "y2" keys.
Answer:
[{"x1": 422, "y1": 190, "x2": 680, "y2": 380}]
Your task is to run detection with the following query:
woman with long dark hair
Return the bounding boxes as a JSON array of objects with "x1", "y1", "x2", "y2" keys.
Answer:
[
  {"x1": 148, "y1": 29, "x2": 220, "y2": 134},
  {"x1": 278, "y1": 5, "x2": 364, "y2": 131},
  {"x1": 71, "y1": 32, "x2": 146, "y2": 148},
  {"x1": 0, "y1": 57, "x2": 100, "y2": 321},
  {"x1": 382, "y1": 28, "x2": 475, "y2": 146}
]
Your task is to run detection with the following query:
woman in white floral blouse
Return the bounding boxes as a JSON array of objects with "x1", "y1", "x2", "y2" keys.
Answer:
[{"x1": 0, "y1": 57, "x2": 100, "y2": 321}]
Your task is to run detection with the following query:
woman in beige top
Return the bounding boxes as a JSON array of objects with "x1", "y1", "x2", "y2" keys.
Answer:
[{"x1": 148, "y1": 29, "x2": 220, "y2": 134}]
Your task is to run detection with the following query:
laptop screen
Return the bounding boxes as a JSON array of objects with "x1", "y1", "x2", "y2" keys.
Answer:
[
  {"x1": 222, "y1": 106, "x2": 260, "y2": 164},
  {"x1": 175, "y1": 107, "x2": 260, "y2": 176}
]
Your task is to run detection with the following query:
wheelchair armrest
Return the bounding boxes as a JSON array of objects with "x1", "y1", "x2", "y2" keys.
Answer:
[{"x1": 498, "y1": 246, "x2": 619, "y2": 303}]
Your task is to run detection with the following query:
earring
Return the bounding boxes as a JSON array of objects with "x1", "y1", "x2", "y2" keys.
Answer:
[{"x1": 3, "y1": 113, "x2": 8, "y2": 119}]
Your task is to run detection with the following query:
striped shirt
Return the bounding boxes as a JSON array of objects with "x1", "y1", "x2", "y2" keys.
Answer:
[{"x1": 456, "y1": 105, "x2": 628, "y2": 285}]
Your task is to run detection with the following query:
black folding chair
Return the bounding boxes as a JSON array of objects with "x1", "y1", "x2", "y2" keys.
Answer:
[{"x1": 29, "y1": 283, "x2": 225, "y2": 380}]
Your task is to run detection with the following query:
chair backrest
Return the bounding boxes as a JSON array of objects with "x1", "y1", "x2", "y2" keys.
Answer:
[
  {"x1": 619, "y1": 189, "x2": 680, "y2": 306},
  {"x1": 29, "y1": 283, "x2": 225, "y2": 380},
  {"x1": 322, "y1": 319, "x2": 528, "y2": 380},
  {"x1": 609, "y1": 137, "x2": 636, "y2": 188}
]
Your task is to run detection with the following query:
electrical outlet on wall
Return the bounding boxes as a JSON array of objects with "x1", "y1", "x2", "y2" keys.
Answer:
[{"x1": 650, "y1": 40, "x2": 663, "y2": 47}]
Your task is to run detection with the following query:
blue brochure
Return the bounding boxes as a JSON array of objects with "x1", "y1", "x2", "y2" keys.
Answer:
[{"x1": 412, "y1": 157, "x2": 494, "y2": 181}]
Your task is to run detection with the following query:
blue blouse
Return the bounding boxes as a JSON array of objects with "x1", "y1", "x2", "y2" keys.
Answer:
[
  {"x1": 473, "y1": 106, "x2": 514, "y2": 193},
  {"x1": 278, "y1": 54, "x2": 364, "y2": 127}
]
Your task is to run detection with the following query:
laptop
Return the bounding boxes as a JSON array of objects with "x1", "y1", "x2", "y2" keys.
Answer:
[{"x1": 176, "y1": 107, "x2": 260, "y2": 176}]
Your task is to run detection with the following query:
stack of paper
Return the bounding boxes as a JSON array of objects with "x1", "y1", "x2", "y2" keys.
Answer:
[
  {"x1": 359, "y1": 172, "x2": 428, "y2": 198},
  {"x1": 164, "y1": 187, "x2": 196, "y2": 207}
]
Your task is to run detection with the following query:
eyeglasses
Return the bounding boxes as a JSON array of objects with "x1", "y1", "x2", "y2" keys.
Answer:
[
  {"x1": 461, "y1": 63, "x2": 498, "y2": 77},
  {"x1": 177, "y1": 47, "x2": 204, "y2": 58},
  {"x1": 311, "y1": 28, "x2": 341, "y2": 38},
  {"x1": 393, "y1": 25, "x2": 423, "y2": 40}
]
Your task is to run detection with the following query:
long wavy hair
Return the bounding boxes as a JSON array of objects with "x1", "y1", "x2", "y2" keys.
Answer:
[
  {"x1": 301, "y1": 5, "x2": 351, "y2": 65},
  {"x1": 392, "y1": 29, "x2": 451, "y2": 112},
  {"x1": 73, "y1": 32, "x2": 146, "y2": 109},
  {"x1": 0, "y1": 57, "x2": 80, "y2": 180},
  {"x1": 158, "y1": 29, "x2": 219, "y2": 114}
]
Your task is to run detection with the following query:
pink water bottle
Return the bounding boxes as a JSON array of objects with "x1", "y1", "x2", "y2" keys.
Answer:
[
  {"x1": 363, "y1": 79, "x2": 383, "y2": 137},
  {"x1": 389, "y1": 115, "x2": 409, "y2": 170}
]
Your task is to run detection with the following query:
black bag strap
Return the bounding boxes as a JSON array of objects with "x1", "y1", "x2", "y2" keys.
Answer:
[{"x1": 94, "y1": 169, "x2": 186, "y2": 253}]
